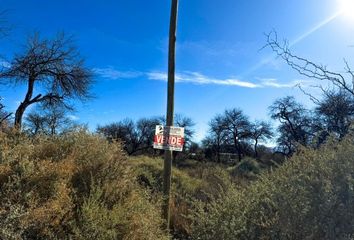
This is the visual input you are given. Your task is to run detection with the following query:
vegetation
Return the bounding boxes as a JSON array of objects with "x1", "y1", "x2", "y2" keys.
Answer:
[
  {"x1": 1, "y1": 5, "x2": 354, "y2": 240},
  {"x1": 2, "y1": 121, "x2": 354, "y2": 239},
  {"x1": 24, "y1": 104, "x2": 76, "y2": 136},
  {"x1": 0, "y1": 33, "x2": 93, "y2": 128},
  {"x1": 190, "y1": 132, "x2": 354, "y2": 240},
  {"x1": 0, "y1": 130, "x2": 167, "y2": 240},
  {"x1": 97, "y1": 114, "x2": 195, "y2": 156}
]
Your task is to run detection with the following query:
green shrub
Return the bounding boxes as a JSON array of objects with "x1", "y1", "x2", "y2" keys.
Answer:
[
  {"x1": 231, "y1": 157, "x2": 261, "y2": 179},
  {"x1": 131, "y1": 156, "x2": 234, "y2": 238},
  {"x1": 190, "y1": 135, "x2": 354, "y2": 240}
]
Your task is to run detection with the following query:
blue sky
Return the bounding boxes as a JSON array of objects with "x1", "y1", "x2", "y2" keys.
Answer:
[{"x1": 1, "y1": 0, "x2": 354, "y2": 142}]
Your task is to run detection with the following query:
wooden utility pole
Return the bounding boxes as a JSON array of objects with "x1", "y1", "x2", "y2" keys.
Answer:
[{"x1": 163, "y1": 0, "x2": 178, "y2": 230}]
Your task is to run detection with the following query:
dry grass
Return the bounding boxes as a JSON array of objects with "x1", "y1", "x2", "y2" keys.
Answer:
[{"x1": 0, "y1": 130, "x2": 168, "y2": 240}]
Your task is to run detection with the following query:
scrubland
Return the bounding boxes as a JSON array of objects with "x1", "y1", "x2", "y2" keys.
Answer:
[{"x1": 1, "y1": 130, "x2": 354, "y2": 239}]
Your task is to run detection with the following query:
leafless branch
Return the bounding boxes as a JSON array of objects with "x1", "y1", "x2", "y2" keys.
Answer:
[
  {"x1": 265, "y1": 31, "x2": 354, "y2": 96},
  {"x1": 296, "y1": 84, "x2": 320, "y2": 104}
]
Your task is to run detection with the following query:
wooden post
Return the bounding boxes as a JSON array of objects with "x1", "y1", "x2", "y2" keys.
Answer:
[{"x1": 163, "y1": 0, "x2": 178, "y2": 230}]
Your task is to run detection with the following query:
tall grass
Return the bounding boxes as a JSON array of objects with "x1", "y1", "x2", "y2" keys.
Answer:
[{"x1": 131, "y1": 156, "x2": 233, "y2": 238}]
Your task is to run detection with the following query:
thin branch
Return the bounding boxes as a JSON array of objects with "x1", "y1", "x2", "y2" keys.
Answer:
[
  {"x1": 296, "y1": 84, "x2": 320, "y2": 104},
  {"x1": 265, "y1": 31, "x2": 354, "y2": 96}
]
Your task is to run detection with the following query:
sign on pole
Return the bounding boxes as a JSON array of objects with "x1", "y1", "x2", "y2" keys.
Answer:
[{"x1": 153, "y1": 125, "x2": 184, "y2": 151}]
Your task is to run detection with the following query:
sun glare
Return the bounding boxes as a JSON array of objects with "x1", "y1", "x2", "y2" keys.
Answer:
[{"x1": 338, "y1": 0, "x2": 354, "y2": 23}]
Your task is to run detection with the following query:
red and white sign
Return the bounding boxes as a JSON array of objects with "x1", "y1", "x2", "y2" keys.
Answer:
[{"x1": 153, "y1": 125, "x2": 185, "y2": 151}]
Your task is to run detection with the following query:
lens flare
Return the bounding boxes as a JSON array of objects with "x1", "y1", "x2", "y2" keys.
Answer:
[{"x1": 338, "y1": 0, "x2": 354, "y2": 23}]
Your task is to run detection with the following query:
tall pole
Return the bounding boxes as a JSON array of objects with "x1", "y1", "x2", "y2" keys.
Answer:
[{"x1": 163, "y1": 0, "x2": 178, "y2": 230}]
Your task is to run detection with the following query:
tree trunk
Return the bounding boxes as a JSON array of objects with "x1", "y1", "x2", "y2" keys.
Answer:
[
  {"x1": 15, "y1": 77, "x2": 36, "y2": 130},
  {"x1": 51, "y1": 125, "x2": 56, "y2": 135},
  {"x1": 217, "y1": 142, "x2": 221, "y2": 163},
  {"x1": 34, "y1": 125, "x2": 39, "y2": 135},
  {"x1": 234, "y1": 137, "x2": 241, "y2": 162},
  {"x1": 14, "y1": 102, "x2": 27, "y2": 129},
  {"x1": 237, "y1": 143, "x2": 242, "y2": 162},
  {"x1": 254, "y1": 139, "x2": 258, "y2": 158}
]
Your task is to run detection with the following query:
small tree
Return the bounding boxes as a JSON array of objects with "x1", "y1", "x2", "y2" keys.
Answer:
[
  {"x1": 206, "y1": 114, "x2": 228, "y2": 163},
  {"x1": 25, "y1": 104, "x2": 74, "y2": 136},
  {"x1": 174, "y1": 114, "x2": 195, "y2": 150},
  {"x1": 97, "y1": 117, "x2": 162, "y2": 155},
  {"x1": 45, "y1": 105, "x2": 72, "y2": 136},
  {"x1": 250, "y1": 121, "x2": 273, "y2": 158},
  {"x1": 314, "y1": 90, "x2": 354, "y2": 141},
  {"x1": 25, "y1": 111, "x2": 46, "y2": 135},
  {"x1": 269, "y1": 96, "x2": 313, "y2": 156},
  {"x1": 135, "y1": 117, "x2": 162, "y2": 153},
  {"x1": 97, "y1": 119, "x2": 136, "y2": 153},
  {"x1": 222, "y1": 108, "x2": 252, "y2": 161},
  {"x1": 0, "y1": 33, "x2": 93, "y2": 129}
]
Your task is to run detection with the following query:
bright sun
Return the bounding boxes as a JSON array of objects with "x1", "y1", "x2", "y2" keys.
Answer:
[{"x1": 338, "y1": 0, "x2": 354, "y2": 23}]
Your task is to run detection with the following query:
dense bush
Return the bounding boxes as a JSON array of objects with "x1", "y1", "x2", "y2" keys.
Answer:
[
  {"x1": 230, "y1": 157, "x2": 262, "y2": 179},
  {"x1": 0, "y1": 130, "x2": 168, "y2": 240},
  {"x1": 131, "y1": 157, "x2": 233, "y2": 238},
  {"x1": 190, "y1": 134, "x2": 354, "y2": 240}
]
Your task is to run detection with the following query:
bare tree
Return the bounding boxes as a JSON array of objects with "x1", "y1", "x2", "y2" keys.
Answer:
[
  {"x1": 204, "y1": 110, "x2": 274, "y2": 162},
  {"x1": 45, "y1": 105, "x2": 72, "y2": 136},
  {"x1": 313, "y1": 90, "x2": 354, "y2": 143},
  {"x1": 250, "y1": 121, "x2": 273, "y2": 158},
  {"x1": 174, "y1": 114, "x2": 195, "y2": 149},
  {"x1": 25, "y1": 104, "x2": 74, "y2": 136},
  {"x1": 206, "y1": 114, "x2": 228, "y2": 163},
  {"x1": 97, "y1": 117, "x2": 162, "y2": 155},
  {"x1": 0, "y1": 33, "x2": 93, "y2": 129},
  {"x1": 97, "y1": 119, "x2": 136, "y2": 153},
  {"x1": 269, "y1": 96, "x2": 313, "y2": 156},
  {"x1": 222, "y1": 108, "x2": 252, "y2": 161},
  {"x1": 135, "y1": 117, "x2": 161, "y2": 154},
  {"x1": 265, "y1": 31, "x2": 354, "y2": 97},
  {"x1": 25, "y1": 111, "x2": 46, "y2": 135}
]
